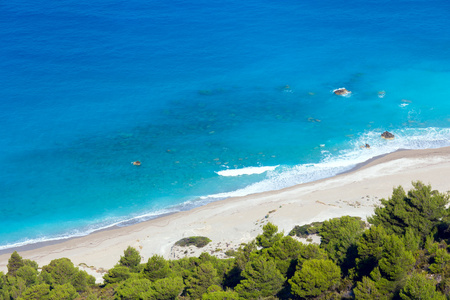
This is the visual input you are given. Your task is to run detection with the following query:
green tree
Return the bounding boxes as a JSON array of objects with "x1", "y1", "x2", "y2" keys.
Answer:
[
  {"x1": 150, "y1": 276, "x2": 184, "y2": 300},
  {"x1": 289, "y1": 259, "x2": 341, "y2": 299},
  {"x1": 223, "y1": 241, "x2": 257, "y2": 289},
  {"x1": 296, "y1": 243, "x2": 328, "y2": 267},
  {"x1": 103, "y1": 265, "x2": 131, "y2": 285},
  {"x1": 400, "y1": 273, "x2": 445, "y2": 300},
  {"x1": 319, "y1": 216, "x2": 365, "y2": 269},
  {"x1": 7, "y1": 276, "x2": 26, "y2": 299},
  {"x1": 72, "y1": 270, "x2": 95, "y2": 292},
  {"x1": 356, "y1": 225, "x2": 388, "y2": 277},
  {"x1": 266, "y1": 236, "x2": 304, "y2": 277},
  {"x1": 256, "y1": 222, "x2": 283, "y2": 249},
  {"x1": 114, "y1": 277, "x2": 152, "y2": 300},
  {"x1": 7, "y1": 251, "x2": 24, "y2": 277},
  {"x1": 48, "y1": 284, "x2": 78, "y2": 300},
  {"x1": 185, "y1": 262, "x2": 220, "y2": 299},
  {"x1": 234, "y1": 241, "x2": 256, "y2": 272},
  {"x1": 119, "y1": 246, "x2": 142, "y2": 272},
  {"x1": 22, "y1": 260, "x2": 38, "y2": 271},
  {"x1": 141, "y1": 255, "x2": 170, "y2": 282},
  {"x1": 403, "y1": 227, "x2": 421, "y2": 253},
  {"x1": 353, "y1": 276, "x2": 389, "y2": 300},
  {"x1": 234, "y1": 255, "x2": 285, "y2": 299},
  {"x1": 16, "y1": 266, "x2": 38, "y2": 287},
  {"x1": 18, "y1": 283, "x2": 50, "y2": 300},
  {"x1": 40, "y1": 258, "x2": 77, "y2": 287},
  {"x1": 202, "y1": 285, "x2": 240, "y2": 300},
  {"x1": 39, "y1": 258, "x2": 95, "y2": 292},
  {"x1": 197, "y1": 252, "x2": 233, "y2": 281},
  {"x1": 378, "y1": 235, "x2": 415, "y2": 282},
  {"x1": 0, "y1": 272, "x2": 10, "y2": 300},
  {"x1": 369, "y1": 182, "x2": 449, "y2": 240},
  {"x1": 356, "y1": 234, "x2": 416, "y2": 297},
  {"x1": 429, "y1": 248, "x2": 450, "y2": 277}
]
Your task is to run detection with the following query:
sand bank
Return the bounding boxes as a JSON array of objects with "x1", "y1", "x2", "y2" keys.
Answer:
[{"x1": 1, "y1": 147, "x2": 450, "y2": 281}]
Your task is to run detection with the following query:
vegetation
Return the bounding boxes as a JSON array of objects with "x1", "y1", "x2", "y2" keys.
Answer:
[
  {"x1": 288, "y1": 221, "x2": 323, "y2": 238},
  {"x1": 1, "y1": 181, "x2": 450, "y2": 299},
  {"x1": 175, "y1": 236, "x2": 212, "y2": 248}
]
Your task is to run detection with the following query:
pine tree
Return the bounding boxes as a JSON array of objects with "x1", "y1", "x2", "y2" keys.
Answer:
[
  {"x1": 186, "y1": 262, "x2": 220, "y2": 299},
  {"x1": 119, "y1": 246, "x2": 142, "y2": 272},
  {"x1": 400, "y1": 273, "x2": 445, "y2": 300},
  {"x1": 16, "y1": 265, "x2": 38, "y2": 287},
  {"x1": 378, "y1": 235, "x2": 415, "y2": 282},
  {"x1": 353, "y1": 276, "x2": 389, "y2": 300},
  {"x1": 369, "y1": 182, "x2": 449, "y2": 240},
  {"x1": 48, "y1": 283, "x2": 78, "y2": 300},
  {"x1": 256, "y1": 222, "x2": 283, "y2": 249},
  {"x1": 114, "y1": 277, "x2": 153, "y2": 299},
  {"x1": 7, "y1": 251, "x2": 24, "y2": 277},
  {"x1": 356, "y1": 225, "x2": 388, "y2": 277},
  {"x1": 19, "y1": 283, "x2": 51, "y2": 300},
  {"x1": 266, "y1": 236, "x2": 304, "y2": 277},
  {"x1": 150, "y1": 276, "x2": 184, "y2": 300},
  {"x1": 319, "y1": 216, "x2": 365, "y2": 271},
  {"x1": 103, "y1": 265, "x2": 131, "y2": 285},
  {"x1": 141, "y1": 255, "x2": 170, "y2": 282},
  {"x1": 235, "y1": 255, "x2": 285, "y2": 299},
  {"x1": 289, "y1": 259, "x2": 341, "y2": 299}
]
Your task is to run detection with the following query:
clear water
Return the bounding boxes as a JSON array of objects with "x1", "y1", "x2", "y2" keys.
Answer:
[{"x1": 1, "y1": 0, "x2": 450, "y2": 248}]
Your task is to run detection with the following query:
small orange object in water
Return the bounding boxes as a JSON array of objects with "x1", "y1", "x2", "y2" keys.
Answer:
[{"x1": 132, "y1": 161, "x2": 141, "y2": 166}]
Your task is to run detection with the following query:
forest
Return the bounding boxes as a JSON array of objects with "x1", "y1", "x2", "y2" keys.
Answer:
[{"x1": 1, "y1": 181, "x2": 450, "y2": 299}]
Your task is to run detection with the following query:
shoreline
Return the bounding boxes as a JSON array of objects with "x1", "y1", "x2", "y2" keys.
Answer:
[
  {"x1": 0, "y1": 148, "x2": 403, "y2": 255},
  {"x1": 1, "y1": 146, "x2": 450, "y2": 281}
]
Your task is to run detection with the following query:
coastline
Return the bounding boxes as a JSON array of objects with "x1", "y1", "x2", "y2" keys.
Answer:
[{"x1": 1, "y1": 146, "x2": 450, "y2": 281}]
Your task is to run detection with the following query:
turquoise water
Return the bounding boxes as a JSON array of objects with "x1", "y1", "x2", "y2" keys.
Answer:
[{"x1": 1, "y1": 0, "x2": 450, "y2": 249}]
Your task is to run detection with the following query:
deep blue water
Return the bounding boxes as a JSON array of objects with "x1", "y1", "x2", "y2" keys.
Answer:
[{"x1": 1, "y1": 0, "x2": 450, "y2": 248}]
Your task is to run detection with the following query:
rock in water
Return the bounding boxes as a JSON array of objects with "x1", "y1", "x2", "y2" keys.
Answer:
[
  {"x1": 333, "y1": 88, "x2": 351, "y2": 96},
  {"x1": 381, "y1": 131, "x2": 395, "y2": 140}
]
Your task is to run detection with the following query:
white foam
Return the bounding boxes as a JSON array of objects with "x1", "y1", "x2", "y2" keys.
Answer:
[
  {"x1": 216, "y1": 165, "x2": 279, "y2": 176},
  {"x1": 2, "y1": 127, "x2": 449, "y2": 251},
  {"x1": 0, "y1": 207, "x2": 184, "y2": 251},
  {"x1": 203, "y1": 127, "x2": 450, "y2": 201}
]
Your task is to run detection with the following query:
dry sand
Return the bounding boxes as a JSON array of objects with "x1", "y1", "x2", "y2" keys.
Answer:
[{"x1": 1, "y1": 147, "x2": 450, "y2": 282}]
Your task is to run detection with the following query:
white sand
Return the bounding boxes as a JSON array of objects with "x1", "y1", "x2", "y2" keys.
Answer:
[{"x1": 1, "y1": 147, "x2": 450, "y2": 282}]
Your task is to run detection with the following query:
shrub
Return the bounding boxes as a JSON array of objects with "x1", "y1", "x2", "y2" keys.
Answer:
[
  {"x1": 175, "y1": 236, "x2": 211, "y2": 248},
  {"x1": 289, "y1": 222, "x2": 323, "y2": 238}
]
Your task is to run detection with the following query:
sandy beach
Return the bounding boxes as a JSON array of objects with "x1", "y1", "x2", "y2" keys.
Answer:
[{"x1": 1, "y1": 147, "x2": 450, "y2": 282}]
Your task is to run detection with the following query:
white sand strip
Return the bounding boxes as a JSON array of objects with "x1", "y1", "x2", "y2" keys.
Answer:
[{"x1": 1, "y1": 147, "x2": 449, "y2": 283}]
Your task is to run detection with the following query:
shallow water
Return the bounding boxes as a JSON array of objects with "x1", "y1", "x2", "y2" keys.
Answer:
[{"x1": 1, "y1": 0, "x2": 450, "y2": 248}]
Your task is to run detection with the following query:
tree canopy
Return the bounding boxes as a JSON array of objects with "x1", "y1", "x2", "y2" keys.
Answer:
[{"x1": 2, "y1": 181, "x2": 450, "y2": 299}]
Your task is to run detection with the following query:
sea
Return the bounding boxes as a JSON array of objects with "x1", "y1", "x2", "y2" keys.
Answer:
[{"x1": 1, "y1": 0, "x2": 450, "y2": 250}]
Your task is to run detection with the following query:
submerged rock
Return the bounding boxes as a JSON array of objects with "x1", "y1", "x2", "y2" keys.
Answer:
[
  {"x1": 381, "y1": 131, "x2": 395, "y2": 140},
  {"x1": 333, "y1": 88, "x2": 351, "y2": 96}
]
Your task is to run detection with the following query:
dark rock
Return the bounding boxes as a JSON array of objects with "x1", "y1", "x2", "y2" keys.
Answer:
[
  {"x1": 381, "y1": 131, "x2": 395, "y2": 140},
  {"x1": 333, "y1": 88, "x2": 351, "y2": 96}
]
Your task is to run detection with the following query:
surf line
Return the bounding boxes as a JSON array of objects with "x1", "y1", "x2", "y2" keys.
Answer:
[{"x1": 216, "y1": 165, "x2": 279, "y2": 177}]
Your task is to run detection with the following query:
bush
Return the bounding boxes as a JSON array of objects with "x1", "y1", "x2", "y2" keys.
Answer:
[
  {"x1": 289, "y1": 222, "x2": 323, "y2": 238},
  {"x1": 225, "y1": 250, "x2": 237, "y2": 257},
  {"x1": 175, "y1": 236, "x2": 211, "y2": 248}
]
